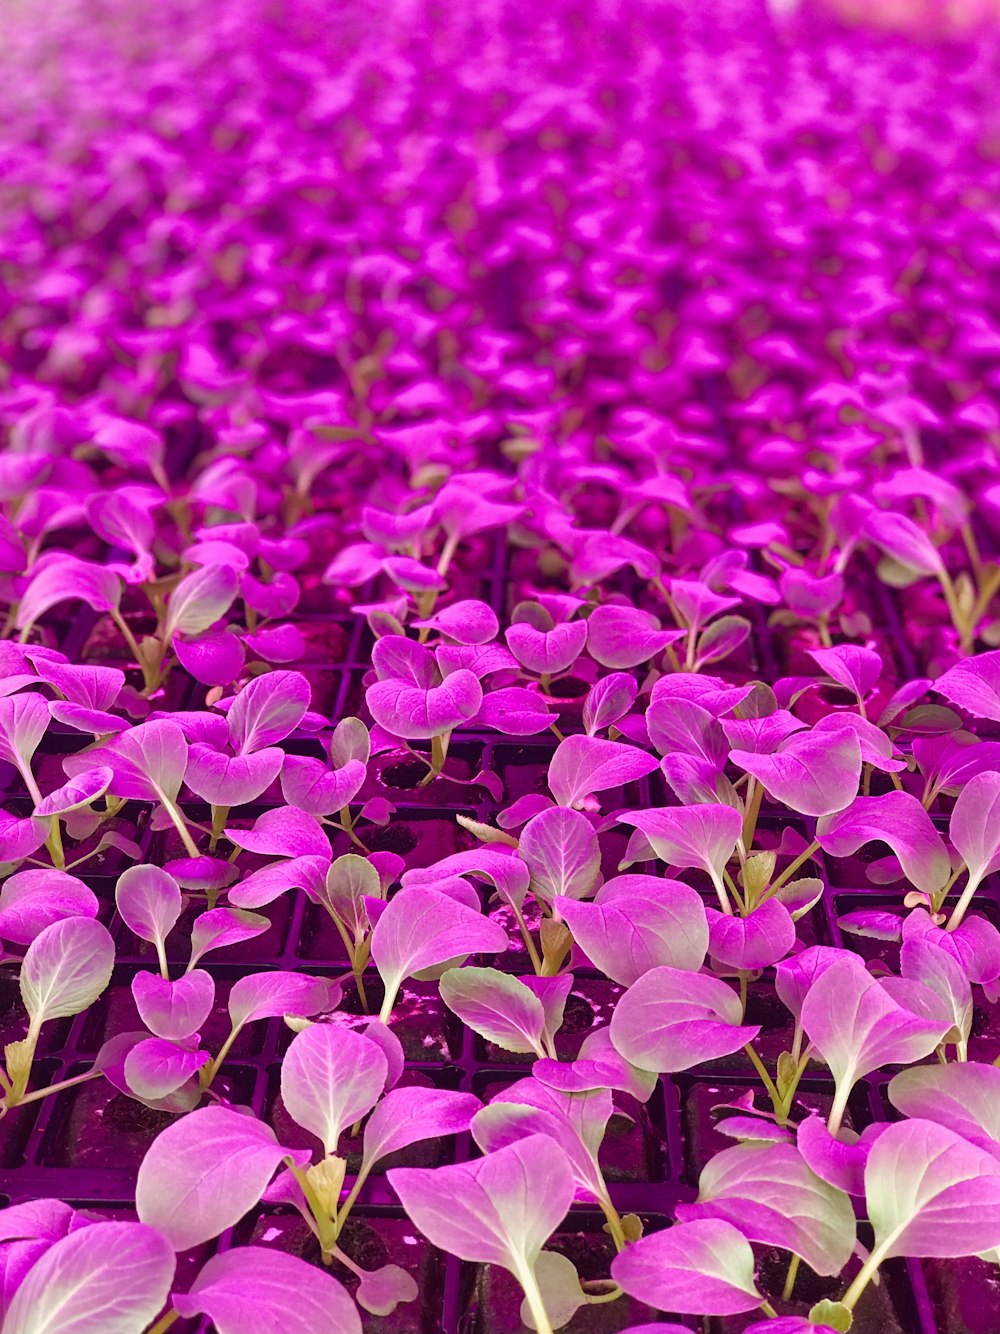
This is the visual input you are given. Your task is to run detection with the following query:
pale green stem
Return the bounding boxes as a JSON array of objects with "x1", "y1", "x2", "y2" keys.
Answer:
[
  {"x1": 826, "y1": 1080, "x2": 852, "y2": 1138},
  {"x1": 146, "y1": 1312, "x2": 180, "y2": 1334},
  {"x1": 513, "y1": 1256, "x2": 555, "y2": 1334},
  {"x1": 762, "y1": 841, "x2": 821, "y2": 900},
  {"x1": 841, "y1": 1236, "x2": 895, "y2": 1311},
  {"x1": 710, "y1": 870, "x2": 734, "y2": 916},
  {"x1": 946, "y1": 870, "x2": 983, "y2": 932},
  {"x1": 782, "y1": 1253, "x2": 801, "y2": 1302},
  {"x1": 743, "y1": 1044, "x2": 782, "y2": 1114},
  {"x1": 9, "y1": 1066, "x2": 103, "y2": 1107}
]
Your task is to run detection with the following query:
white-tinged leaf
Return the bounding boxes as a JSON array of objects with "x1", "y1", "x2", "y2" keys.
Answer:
[
  {"x1": 20, "y1": 918, "x2": 115, "y2": 1026},
  {"x1": 281, "y1": 1025, "x2": 388, "y2": 1155}
]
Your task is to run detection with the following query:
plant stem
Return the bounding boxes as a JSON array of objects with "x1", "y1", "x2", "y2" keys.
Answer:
[
  {"x1": 763, "y1": 841, "x2": 821, "y2": 900},
  {"x1": 597, "y1": 1192, "x2": 628, "y2": 1252},
  {"x1": 710, "y1": 870, "x2": 734, "y2": 916},
  {"x1": 509, "y1": 899, "x2": 543, "y2": 974},
  {"x1": 111, "y1": 608, "x2": 160, "y2": 693},
  {"x1": 841, "y1": 1238, "x2": 893, "y2": 1311},
  {"x1": 946, "y1": 870, "x2": 982, "y2": 932},
  {"x1": 146, "y1": 1312, "x2": 180, "y2": 1334},
  {"x1": 514, "y1": 1256, "x2": 555, "y2": 1334},
  {"x1": 743, "y1": 1044, "x2": 782, "y2": 1114},
  {"x1": 759, "y1": 1301, "x2": 779, "y2": 1319},
  {"x1": 10, "y1": 1066, "x2": 103, "y2": 1107},
  {"x1": 782, "y1": 1253, "x2": 801, "y2": 1302},
  {"x1": 159, "y1": 794, "x2": 201, "y2": 859},
  {"x1": 742, "y1": 777, "x2": 763, "y2": 849},
  {"x1": 826, "y1": 1080, "x2": 851, "y2": 1138}
]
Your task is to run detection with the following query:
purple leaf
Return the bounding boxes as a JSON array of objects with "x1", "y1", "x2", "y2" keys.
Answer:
[
  {"x1": 227, "y1": 671, "x2": 311, "y2": 751},
  {"x1": 610, "y1": 1219, "x2": 762, "y2": 1316},
  {"x1": 185, "y1": 744, "x2": 285, "y2": 806},
  {"x1": 367, "y1": 670, "x2": 483, "y2": 739},
  {"x1": 33, "y1": 768, "x2": 113, "y2": 818},
  {"x1": 188, "y1": 907, "x2": 271, "y2": 965},
  {"x1": 506, "y1": 620, "x2": 589, "y2": 677},
  {"x1": 4, "y1": 1221, "x2": 174, "y2": 1334},
  {"x1": 519, "y1": 806, "x2": 603, "y2": 904},
  {"x1": 173, "y1": 629, "x2": 246, "y2": 686},
  {"x1": 617, "y1": 804, "x2": 742, "y2": 905},
  {"x1": 864, "y1": 1119, "x2": 1000, "y2": 1259},
  {"x1": 900, "y1": 934, "x2": 972, "y2": 1046},
  {"x1": 471, "y1": 687, "x2": 554, "y2": 735},
  {"x1": 0, "y1": 870, "x2": 98, "y2": 945},
  {"x1": 69, "y1": 719, "x2": 188, "y2": 804},
  {"x1": 15, "y1": 558, "x2": 122, "y2": 633},
  {"x1": 0, "y1": 810, "x2": 47, "y2": 861},
  {"x1": 707, "y1": 900, "x2": 797, "y2": 971},
  {"x1": 280, "y1": 755, "x2": 366, "y2": 817},
  {"x1": 371, "y1": 886, "x2": 509, "y2": 1019},
  {"x1": 806, "y1": 645, "x2": 883, "y2": 700},
  {"x1": 800, "y1": 954, "x2": 950, "y2": 1132},
  {"x1": 132, "y1": 970, "x2": 216, "y2": 1041},
  {"x1": 797, "y1": 1114, "x2": 888, "y2": 1197},
  {"x1": 412, "y1": 600, "x2": 500, "y2": 645},
  {"x1": 730, "y1": 726, "x2": 862, "y2": 817},
  {"x1": 774, "y1": 947, "x2": 845, "y2": 1023},
  {"x1": 582, "y1": 673, "x2": 638, "y2": 736},
  {"x1": 935, "y1": 651, "x2": 1000, "y2": 722},
  {"x1": 282, "y1": 1024, "x2": 389, "y2": 1154},
  {"x1": 115, "y1": 865, "x2": 183, "y2": 960},
  {"x1": 388, "y1": 1134, "x2": 575, "y2": 1272},
  {"x1": 20, "y1": 918, "x2": 115, "y2": 1026},
  {"x1": 586, "y1": 605, "x2": 682, "y2": 669},
  {"x1": 227, "y1": 971, "x2": 340, "y2": 1030},
  {"x1": 888, "y1": 1063, "x2": 1000, "y2": 1152},
  {"x1": 228, "y1": 854, "x2": 329, "y2": 909},
  {"x1": 677, "y1": 1142, "x2": 856, "y2": 1275},
  {"x1": 224, "y1": 807, "x2": 330, "y2": 858},
  {"x1": 136, "y1": 1105, "x2": 293, "y2": 1250},
  {"x1": 172, "y1": 1247, "x2": 362, "y2": 1334},
  {"x1": 547, "y1": 735, "x2": 658, "y2": 809},
  {"x1": 863, "y1": 509, "x2": 944, "y2": 577},
  {"x1": 609, "y1": 966, "x2": 759, "y2": 1073},
  {"x1": 124, "y1": 1037, "x2": 210, "y2": 1102},
  {"x1": 164, "y1": 562, "x2": 240, "y2": 640},
  {"x1": 556, "y1": 876, "x2": 708, "y2": 985},
  {"x1": 950, "y1": 771, "x2": 1000, "y2": 890},
  {"x1": 0, "y1": 693, "x2": 49, "y2": 773},
  {"x1": 360, "y1": 1087, "x2": 481, "y2": 1174},
  {"x1": 837, "y1": 910, "x2": 904, "y2": 941},
  {"x1": 817, "y1": 792, "x2": 950, "y2": 898},
  {"x1": 439, "y1": 967, "x2": 548, "y2": 1056}
]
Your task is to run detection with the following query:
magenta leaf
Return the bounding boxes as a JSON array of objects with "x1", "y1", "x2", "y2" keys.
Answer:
[
  {"x1": 227, "y1": 971, "x2": 340, "y2": 1030},
  {"x1": 806, "y1": 645, "x2": 883, "y2": 701},
  {"x1": 115, "y1": 864, "x2": 183, "y2": 962},
  {"x1": 611, "y1": 1219, "x2": 762, "y2": 1316},
  {"x1": 519, "y1": 806, "x2": 603, "y2": 904},
  {"x1": 172, "y1": 1247, "x2": 362, "y2": 1334},
  {"x1": 950, "y1": 770, "x2": 1000, "y2": 895},
  {"x1": 439, "y1": 967, "x2": 549, "y2": 1056},
  {"x1": 280, "y1": 754, "x2": 366, "y2": 816},
  {"x1": 163, "y1": 562, "x2": 240, "y2": 640},
  {"x1": 360, "y1": 1086, "x2": 481, "y2": 1174},
  {"x1": 124, "y1": 1037, "x2": 210, "y2": 1102},
  {"x1": 547, "y1": 735, "x2": 658, "y2": 809},
  {"x1": 132, "y1": 970, "x2": 215, "y2": 1041},
  {"x1": 174, "y1": 628, "x2": 246, "y2": 686},
  {"x1": 617, "y1": 804, "x2": 742, "y2": 907},
  {"x1": 586, "y1": 605, "x2": 682, "y2": 669},
  {"x1": 367, "y1": 670, "x2": 483, "y2": 740},
  {"x1": 888, "y1": 1063, "x2": 1000, "y2": 1152},
  {"x1": 224, "y1": 807, "x2": 330, "y2": 858},
  {"x1": 796, "y1": 1115, "x2": 887, "y2": 1197},
  {"x1": 506, "y1": 620, "x2": 588, "y2": 675},
  {"x1": 556, "y1": 876, "x2": 708, "y2": 985},
  {"x1": 33, "y1": 767, "x2": 113, "y2": 818},
  {"x1": 186, "y1": 906, "x2": 269, "y2": 964},
  {"x1": 0, "y1": 870, "x2": 98, "y2": 945},
  {"x1": 0, "y1": 692, "x2": 50, "y2": 774},
  {"x1": 282, "y1": 1024, "x2": 389, "y2": 1154},
  {"x1": 226, "y1": 670, "x2": 311, "y2": 751},
  {"x1": 20, "y1": 918, "x2": 115, "y2": 1026},
  {"x1": 136, "y1": 1105, "x2": 293, "y2": 1250},
  {"x1": 70, "y1": 719, "x2": 188, "y2": 804},
  {"x1": 609, "y1": 966, "x2": 759, "y2": 1072},
  {"x1": 371, "y1": 886, "x2": 509, "y2": 1020},
  {"x1": 472, "y1": 686, "x2": 554, "y2": 735},
  {"x1": 388, "y1": 1134, "x2": 575, "y2": 1273},
  {"x1": 412, "y1": 600, "x2": 500, "y2": 645},
  {"x1": 582, "y1": 673, "x2": 638, "y2": 735},
  {"x1": 935, "y1": 651, "x2": 1000, "y2": 722},
  {"x1": 15, "y1": 557, "x2": 122, "y2": 634},
  {"x1": 677, "y1": 1142, "x2": 856, "y2": 1275},
  {"x1": 730, "y1": 726, "x2": 862, "y2": 817},
  {"x1": 4, "y1": 1221, "x2": 174, "y2": 1334},
  {"x1": 707, "y1": 899, "x2": 797, "y2": 971},
  {"x1": 800, "y1": 954, "x2": 950, "y2": 1132},
  {"x1": 185, "y1": 744, "x2": 284, "y2": 806},
  {"x1": 864, "y1": 1119, "x2": 1000, "y2": 1259},
  {"x1": 228, "y1": 854, "x2": 329, "y2": 909},
  {"x1": 817, "y1": 792, "x2": 950, "y2": 897}
]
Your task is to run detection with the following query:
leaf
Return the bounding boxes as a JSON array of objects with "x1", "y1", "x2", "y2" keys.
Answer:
[
  {"x1": 950, "y1": 771, "x2": 1000, "y2": 888},
  {"x1": 3, "y1": 1221, "x2": 175, "y2": 1334},
  {"x1": 730, "y1": 726, "x2": 862, "y2": 817},
  {"x1": 355, "y1": 1264, "x2": 419, "y2": 1317},
  {"x1": 0, "y1": 693, "x2": 50, "y2": 772},
  {"x1": 800, "y1": 955, "x2": 950, "y2": 1123},
  {"x1": 71, "y1": 719, "x2": 189, "y2": 805},
  {"x1": 371, "y1": 887, "x2": 509, "y2": 1014},
  {"x1": 360, "y1": 1086, "x2": 481, "y2": 1174},
  {"x1": 519, "y1": 1251, "x2": 587, "y2": 1330},
  {"x1": 132, "y1": 969, "x2": 216, "y2": 1042},
  {"x1": 806, "y1": 645, "x2": 883, "y2": 700},
  {"x1": 20, "y1": 918, "x2": 115, "y2": 1026},
  {"x1": 506, "y1": 620, "x2": 589, "y2": 675},
  {"x1": 281, "y1": 1024, "x2": 388, "y2": 1154},
  {"x1": 33, "y1": 768, "x2": 113, "y2": 818},
  {"x1": 472, "y1": 687, "x2": 554, "y2": 735},
  {"x1": 224, "y1": 807, "x2": 330, "y2": 858},
  {"x1": 935, "y1": 650, "x2": 1000, "y2": 722},
  {"x1": 136, "y1": 1105, "x2": 293, "y2": 1250},
  {"x1": 227, "y1": 971, "x2": 340, "y2": 1030},
  {"x1": 610, "y1": 1218, "x2": 762, "y2": 1316},
  {"x1": 887, "y1": 1063, "x2": 1000, "y2": 1151},
  {"x1": 226, "y1": 670, "x2": 311, "y2": 752},
  {"x1": 520, "y1": 806, "x2": 602, "y2": 904},
  {"x1": 817, "y1": 792, "x2": 950, "y2": 898},
  {"x1": 707, "y1": 899, "x2": 797, "y2": 970},
  {"x1": 864, "y1": 1119, "x2": 1000, "y2": 1259},
  {"x1": 547, "y1": 735, "x2": 658, "y2": 809},
  {"x1": 172, "y1": 1247, "x2": 362, "y2": 1334},
  {"x1": 582, "y1": 673, "x2": 638, "y2": 735},
  {"x1": 366, "y1": 670, "x2": 483, "y2": 740},
  {"x1": 15, "y1": 558, "x2": 122, "y2": 633},
  {"x1": 115, "y1": 864, "x2": 183, "y2": 955},
  {"x1": 411, "y1": 599, "x2": 500, "y2": 646},
  {"x1": 586, "y1": 605, "x2": 682, "y2": 669},
  {"x1": 0, "y1": 869, "x2": 98, "y2": 945},
  {"x1": 617, "y1": 804, "x2": 741, "y2": 898},
  {"x1": 556, "y1": 876, "x2": 708, "y2": 985},
  {"x1": 124, "y1": 1037, "x2": 210, "y2": 1102},
  {"x1": 164, "y1": 562, "x2": 240, "y2": 640},
  {"x1": 677, "y1": 1142, "x2": 856, "y2": 1275},
  {"x1": 439, "y1": 967, "x2": 547, "y2": 1055},
  {"x1": 388, "y1": 1134, "x2": 575, "y2": 1272},
  {"x1": 188, "y1": 907, "x2": 271, "y2": 965},
  {"x1": 609, "y1": 966, "x2": 759, "y2": 1073}
]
